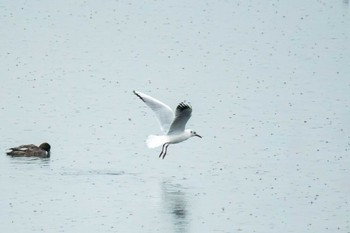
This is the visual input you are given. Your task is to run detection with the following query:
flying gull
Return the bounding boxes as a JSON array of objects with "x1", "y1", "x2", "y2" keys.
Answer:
[{"x1": 134, "y1": 90, "x2": 202, "y2": 159}]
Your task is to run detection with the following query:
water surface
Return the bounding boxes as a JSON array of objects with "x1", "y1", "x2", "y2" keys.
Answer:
[{"x1": 0, "y1": 0, "x2": 349, "y2": 232}]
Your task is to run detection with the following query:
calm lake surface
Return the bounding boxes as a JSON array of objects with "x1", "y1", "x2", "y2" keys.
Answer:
[{"x1": 1, "y1": 0, "x2": 349, "y2": 232}]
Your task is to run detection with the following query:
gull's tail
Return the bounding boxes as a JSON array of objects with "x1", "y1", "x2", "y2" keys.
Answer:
[{"x1": 146, "y1": 135, "x2": 168, "y2": 148}]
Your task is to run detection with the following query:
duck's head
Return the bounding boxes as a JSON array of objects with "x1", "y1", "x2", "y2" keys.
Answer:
[{"x1": 39, "y1": 142, "x2": 51, "y2": 152}]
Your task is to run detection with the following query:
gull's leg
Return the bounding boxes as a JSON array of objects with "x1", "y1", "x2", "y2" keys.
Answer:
[
  {"x1": 162, "y1": 144, "x2": 170, "y2": 159},
  {"x1": 159, "y1": 144, "x2": 166, "y2": 158}
]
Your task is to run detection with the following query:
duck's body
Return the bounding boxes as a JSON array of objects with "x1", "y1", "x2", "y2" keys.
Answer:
[{"x1": 6, "y1": 143, "x2": 51, "y2": 157}]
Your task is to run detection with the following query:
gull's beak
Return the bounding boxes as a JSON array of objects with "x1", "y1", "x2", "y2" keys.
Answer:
[{"x1": 195, "y1": 133, "x2": 202, "y2": 138}]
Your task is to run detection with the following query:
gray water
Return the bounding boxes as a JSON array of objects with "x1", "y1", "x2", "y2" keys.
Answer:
[{"x1": 1, "y1": 0, "x2": 349, "y2": 232}]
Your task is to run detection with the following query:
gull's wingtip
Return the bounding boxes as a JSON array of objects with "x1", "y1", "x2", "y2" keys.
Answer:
[
  {"x1": 176, "y1": 102, "x2": 192, "y2": 111},
  {"x1": 133, "y1": 90, "x2": 145, "y2": 102}
]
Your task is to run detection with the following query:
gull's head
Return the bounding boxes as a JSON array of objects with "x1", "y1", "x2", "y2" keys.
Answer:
[{"x1": 187, "y1": 129, "x2": 202, "y2": 138}]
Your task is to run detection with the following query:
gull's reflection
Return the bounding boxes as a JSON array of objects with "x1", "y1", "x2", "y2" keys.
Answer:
[{"x1": 161, "y1": 180, "x2": 189, "y2": 233}]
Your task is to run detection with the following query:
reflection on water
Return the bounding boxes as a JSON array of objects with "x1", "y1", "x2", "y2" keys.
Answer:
[
  {"x1": 7, "y1": 156, "x2": 51, "y2": 166},
  {"x1": 161, "y1": 180, "x2": 188, "y2": 233},
  {"x1": 60, "y1": 169, "x2": 125, "y2": 176}
]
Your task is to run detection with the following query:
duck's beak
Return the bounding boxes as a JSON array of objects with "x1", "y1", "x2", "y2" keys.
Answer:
[{"x1": 195, "y1": 133, "x2": 202, "y2": 138}]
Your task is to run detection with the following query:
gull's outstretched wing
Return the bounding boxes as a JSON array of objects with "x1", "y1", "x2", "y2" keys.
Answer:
[
  {"x1": 134, "y1": 90, "x2": 174, "y2": 133},
  {"x1": 167, "y1": 102, "x2": 192, "y2": 135}
]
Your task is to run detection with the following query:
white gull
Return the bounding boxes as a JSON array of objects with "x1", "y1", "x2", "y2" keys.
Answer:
[{"x1": 133, "y1": 90, "x2": 202, "y2": 159}]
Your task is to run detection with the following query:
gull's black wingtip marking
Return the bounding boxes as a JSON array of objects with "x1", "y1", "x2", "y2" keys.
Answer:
[
  {"x1": 177, "y1": 102, "x2": 192, "y2": 111},
  {"x1": 133, "y1": 90, "x2": 145, "y2": 102}
]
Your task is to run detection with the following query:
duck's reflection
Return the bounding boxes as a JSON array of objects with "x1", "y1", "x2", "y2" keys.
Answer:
[
  {"x1": 7, "y1": 156, "x2": 51, "y2": 166},
  {"x1": 161, "y1": 180, "x2": 189, "y2": 233}
]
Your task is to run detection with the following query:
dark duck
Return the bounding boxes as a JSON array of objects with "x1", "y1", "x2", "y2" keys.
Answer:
[{"x1": 6, "y1": 142, "x2": 51, "y2": 157}]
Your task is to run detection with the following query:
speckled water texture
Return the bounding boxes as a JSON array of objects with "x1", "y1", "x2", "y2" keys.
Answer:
[{"x1": 0, "y1": 0, "x2": 349, "y2": 232}]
